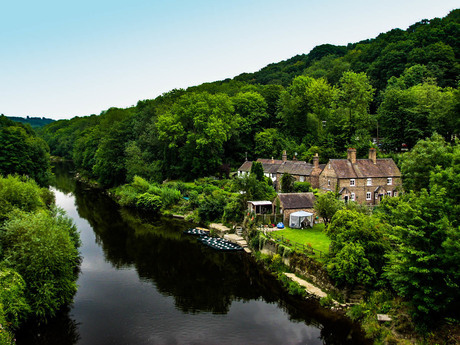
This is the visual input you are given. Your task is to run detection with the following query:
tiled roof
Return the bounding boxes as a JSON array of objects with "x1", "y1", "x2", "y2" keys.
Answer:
[
  {"x1": 329, "y1": 159, "x2": 401, "y2": 179},
  {"x1": 277, "y1": 161, "x2": 314, "y2": 176},
  {"x1": 238, "y1": 161, "x2": 253, "y2": 172},
  {"x1": 277, "y1": 193, "x2": 315, "y2": 209}
]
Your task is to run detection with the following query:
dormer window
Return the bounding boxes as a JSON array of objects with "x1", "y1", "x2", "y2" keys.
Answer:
[
  {"x1": 350, "y1": 179, "x2": 355, "y2": 186},
  {"x1": 387, "y1": 178, "x2": 392, "y2": 185},
  {"x1": 367, "y1": 178, "x2": 372, "y2": 186}
]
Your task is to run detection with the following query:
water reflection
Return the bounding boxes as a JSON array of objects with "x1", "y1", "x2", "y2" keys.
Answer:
[{"x1": 17, "y1": 164, "x2": 369, "y2": 345}]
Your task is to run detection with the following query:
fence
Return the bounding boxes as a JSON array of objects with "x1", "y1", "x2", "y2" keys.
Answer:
[{"x1": 264, "y1": 231, "x2": 326, "y2": 258}]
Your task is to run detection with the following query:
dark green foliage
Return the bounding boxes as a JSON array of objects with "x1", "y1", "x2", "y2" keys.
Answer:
[
  {"x1": 381, "y1": 189, "x2": 460, "y2": 323},
  {"x1": 0, "y1": 115, "x2": 51, "y2": 187},
  {"x1": 400, "y1": 133, "x2": 453, "y2": 191},
  {"x1": 5, "y1": 116, "x2": 54, "y2": 129},
  {"x1": 250, "y1": 161, "x2": 264, "y2": 181},
  {"x1": 135, "y1": 193, "x2": 162, "y2": 212},
  {"x1": 314, "y1": 192, "x2": 344, "y2": 226},
  {"x1": 280, "y1": 173, "x2": 295, "y2": 193},
  {"x1": 326, "y1": 209, "x2": 390, "y2": 287}
]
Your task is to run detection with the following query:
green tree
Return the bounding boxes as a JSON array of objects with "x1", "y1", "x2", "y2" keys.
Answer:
[
  {"x1": 313, "y1": 192, "x2": 343, "y2": 226},
  {"x1": 334, "y1": 71, "x2": 375, "y2": 139},
  {"x1": 250, "y1": 161, "x2": 265, "y2": 181},
  {"x1": 400, "y1": 133, "x2": 452, "y2": 191},
  {"x1": 326, "y1": 209, "x2": 390, "y2": 286},
  {"x1": 381, "y1": 189, "x2": 460, "y2": 322},
  {"x1": 156, "y1": 92, "x2": 237, "y2": 179},
  {"x1": 0, "y1": 116, "x2": 51, "y2": 187},
  {"x1": 280, "y1": 173, "x2": 295, "y2": 193},
  {"x1": 1, "y1": 209, "x2": 81, "y2": 320}
]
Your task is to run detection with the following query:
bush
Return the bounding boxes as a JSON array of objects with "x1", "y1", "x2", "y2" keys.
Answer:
[
  {"x1": 0, "y1": 267, "x2": 30, "y2": 329},
  {"x1": 135, "y1": 193, "x2": 162, "y2": 212},
  {"x1": 293, "y1": 181, "x2": 312, "y2": 192},
  {"x1": 0, "y1": 175, "x2": 46, "y2": 220},
  {"x1": 1, "y1": 210, "x2": 81, "y2": 320},
  {"x1": 131, "y1": 175, "x2": 150, "y2": 193}
]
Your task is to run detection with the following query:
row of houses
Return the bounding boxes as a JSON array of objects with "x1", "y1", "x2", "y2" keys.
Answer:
[
  {"x1": 238, "y1": 148, "x2": 402, "y2": 206},
  {"x1": 239, "y1": 148, "x2": 402, "y2": 226}
]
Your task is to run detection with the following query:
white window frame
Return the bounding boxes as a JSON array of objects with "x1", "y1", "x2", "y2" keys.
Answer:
[
  {"x1": 299, "y1": 175, "x2": 305, "y2": 182},
  {"x1": 351, "y1": 193, "x2": 355, "y2": 201},
  {"x1": 366, "y1": 192, "x2": 371, "y2": 200},
  {"x1": 350, "y1": 179, "x2": 355, "y2": 186},
  {"x1": 328, "y1": 180, "x2": 331, "y2": 187},
  {"x1": 367, "y1": 178, "x2": 372, "y2": 186},
  {"x1": 386, "y1": 191, "x2": 392, "y2": 197},
  {"x1": 387, "y1": 177, "x2": 392, "y2": 185},
  {"x1": 393, "y1": 191, "x2": 398, "y2": 197}
]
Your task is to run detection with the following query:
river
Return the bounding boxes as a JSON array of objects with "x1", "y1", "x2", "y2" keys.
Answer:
[{"x1": 16, "y1": 163, "x2": 368, "y2": 345}]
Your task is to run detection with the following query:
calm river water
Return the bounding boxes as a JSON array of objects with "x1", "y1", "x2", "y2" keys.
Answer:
[{"x1": 16, "y1": 163, "x2": 369, "y2": 345}]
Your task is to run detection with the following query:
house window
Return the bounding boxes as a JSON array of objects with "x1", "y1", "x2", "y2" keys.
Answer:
[
  {"x1": 387, "y1": 177, "x2": 392, "y2": 185},
  {"x1": 350, "y1": 179, "x2": 355, "y2": 186},
  {"x1": 351, "y1": 193, "x2": 355, "y2": 201},
  {"x1": 367, "y1": 178, "x2": 372, "y2": 186},
  {"x1": 300, "y1": 176, "x2": 305, "y2": 182},
  {"x1": 271, "y1": 173, "x2": 276, "y2": 179},
  {"x1": 366, "y1": 192, "x2": 371, "y2": 200},
  {"x1": 386, "y1": 191, "x2": 392, "y2": 197},
  {"x1": 328, "y1": 180, "x2": 331, "y2": 187},
  {"x1": 393, "y1": 191, "x2": 398, "y2": 197}
]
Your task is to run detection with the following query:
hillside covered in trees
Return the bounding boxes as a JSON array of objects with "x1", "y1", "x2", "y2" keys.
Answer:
[{"x1": 40, "y1": 9, "x2": 459, "y2": 187}]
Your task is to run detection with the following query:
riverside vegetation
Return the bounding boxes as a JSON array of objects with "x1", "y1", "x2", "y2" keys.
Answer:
[{"x1": 1, "y1": 9, "x2": 459, "y2": 344}]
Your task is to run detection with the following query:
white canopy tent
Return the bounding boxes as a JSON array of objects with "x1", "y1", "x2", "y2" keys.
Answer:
[{"x1": 289, "y1": 211, "x2": 314, "y2": 229}]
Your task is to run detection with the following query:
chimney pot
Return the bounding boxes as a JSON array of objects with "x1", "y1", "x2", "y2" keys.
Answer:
[
  {"x1": 313, "y1": 153, "x2": 319, "y2": 169},
  {"x1": 347, "y1": 148, "x2": 357, "y2": 164},
  {"x1": 369, "y1": 148, "x2": 377, "y2": 164},
  {"x1": 282, "y1": 150, "x2": 287, "y2": 162}
]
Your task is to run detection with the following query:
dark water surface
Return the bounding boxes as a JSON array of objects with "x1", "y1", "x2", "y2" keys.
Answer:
[{"x1": 17, "y1": 163, "x2": 369, "y2": 345}]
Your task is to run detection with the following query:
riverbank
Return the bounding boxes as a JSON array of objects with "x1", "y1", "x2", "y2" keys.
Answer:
[{"x1": 72, "y1": 172, "x2": 458, "y2": 345}]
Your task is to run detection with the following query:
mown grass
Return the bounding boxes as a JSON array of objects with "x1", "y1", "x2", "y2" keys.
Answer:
[{"x1": 270, "y1": 223, "x2": 330, "y2": 254}]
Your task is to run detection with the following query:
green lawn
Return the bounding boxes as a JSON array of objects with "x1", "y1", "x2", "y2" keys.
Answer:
[{"x1": 270, "y1": 224, "x2": 330, "y2": 254}]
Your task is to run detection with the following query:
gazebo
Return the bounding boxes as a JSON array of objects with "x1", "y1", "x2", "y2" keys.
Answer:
[{"x1": 289, "y1": 211, "x2": 314, "y2": 228}]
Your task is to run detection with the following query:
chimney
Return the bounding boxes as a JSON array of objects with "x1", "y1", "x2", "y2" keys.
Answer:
[
  {"x1": 369, "y1": 148, "x2": 377, "y2": 164},
  {"x1": 347, "y1": 148, "x2": 356, "y2": 164},
  {"x1": 271, "y1": 156, "x2": 274, "y2": 163},
  {"x1": 282, "y1": 150, "x2": 287, "y2": 162},
  {"x1": 313, "y1": 153, "x2": 319, "y2": 169}
]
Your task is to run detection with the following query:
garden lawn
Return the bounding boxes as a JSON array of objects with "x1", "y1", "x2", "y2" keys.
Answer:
[{"x1": 273, "y1": 224, "x2": 330, "y2": 254}]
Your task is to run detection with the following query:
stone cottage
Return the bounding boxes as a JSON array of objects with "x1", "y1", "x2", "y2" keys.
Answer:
[
  {"x1": 237, "y1": 151, "x2": 324, "y2": 190},
  {"x1": 273, "y1": 192, "x2": 316, "y2": 225},
  {"x1": 319, "y1": 148, "x2": 402, "y2": 205}
]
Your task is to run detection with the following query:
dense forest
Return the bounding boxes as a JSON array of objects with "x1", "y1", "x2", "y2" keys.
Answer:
[
  {"x1": 4, "y1": 116, "x2": 54, "y2": 129},
  {"x1": 40, "y1": 10, "x2": 459, "y2": 187}
]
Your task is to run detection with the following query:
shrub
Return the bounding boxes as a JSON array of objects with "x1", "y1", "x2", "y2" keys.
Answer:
[
  {"x1": 2, "y1": 210, "x2": 81, "y2": 320},
  {"x1": 0, "y1": 267, "x2": 30, "y2": 329},
  {"x1": 135, "y1": 193, "x2": 162, "y2": 212},
  {"x1": 293, "y1": 181, "x2": 312, "y2": 192},
  {"x1": 131, "y1": 175, "x2": 150, "y2": 193}
]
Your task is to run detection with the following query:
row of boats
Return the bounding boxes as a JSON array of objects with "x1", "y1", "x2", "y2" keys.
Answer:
[{"x1": 183, "y1": 228, "x2": 244, "y2": 251}]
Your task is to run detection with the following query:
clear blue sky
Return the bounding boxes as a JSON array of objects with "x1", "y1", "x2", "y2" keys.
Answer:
[{"x1": 1, "y1": 0, "x2": 458, "y2": 120}]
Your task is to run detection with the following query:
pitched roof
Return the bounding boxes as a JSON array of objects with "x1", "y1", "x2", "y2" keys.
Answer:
[
  {"x1": 277, "y1": 161, "x2": 314, "y2": 176},
  {"x1": 238, "y1": 161, "x2": 253, "y2": 172},
  {"x1": 237, "y1": 159, "x2": 318, "y2": 176},
  {"x1": 329, "y1": 159, "x2": 401, "y2": 179},
  {"x1": 277, "y1": 193, "x2": 315, "y2": 209}
]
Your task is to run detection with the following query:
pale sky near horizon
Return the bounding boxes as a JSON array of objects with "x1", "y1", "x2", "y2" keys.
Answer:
[{"x1": 1, "y1": 1, "x2": 458, "y2": 120}]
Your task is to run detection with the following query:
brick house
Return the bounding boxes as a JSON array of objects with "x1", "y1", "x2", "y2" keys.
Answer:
[
  {"x1": 237, "y1": 151, "x2": 324, "y2": 190},
  {"x1": 273, "y1": 192, "x2": 316, "y2": 225},
  {"x1": 319, "y1": 148, "x2": 402, "y2": 205}
]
